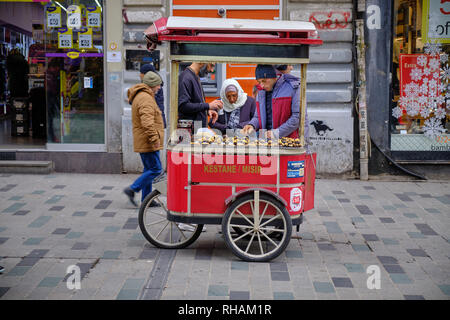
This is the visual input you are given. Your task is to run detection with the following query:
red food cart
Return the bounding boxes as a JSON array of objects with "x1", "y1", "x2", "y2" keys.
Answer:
[{"x1": 139, "y1": 16, "x2": 322, "y2": 262}]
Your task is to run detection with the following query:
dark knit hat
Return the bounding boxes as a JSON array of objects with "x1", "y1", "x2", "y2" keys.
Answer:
[
  {"x1": 275, "y1": 65, "x2": 288, "y2": 71},
  {"x1": 140, "y1": 63, "x2": 156, "y2": 74},
  {"x1": 255, "y1": 64, "x2": 277, "y2": 79}
]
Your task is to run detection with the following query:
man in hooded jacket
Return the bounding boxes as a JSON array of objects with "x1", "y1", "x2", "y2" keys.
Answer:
[
  {"x1": 242, "y1": 64, "x2": 309, "y2": 141},
  {"x1": 123, "y1": 71, "x2": 164, "y2": 207}
]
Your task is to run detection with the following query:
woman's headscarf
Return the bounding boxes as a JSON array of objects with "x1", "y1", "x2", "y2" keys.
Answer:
[{"x1": 220, "y1": 78, "x2": 247, "y2": 113}]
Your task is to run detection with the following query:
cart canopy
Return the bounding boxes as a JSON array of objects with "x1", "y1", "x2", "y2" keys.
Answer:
[{"x1": 144, "y1": 16, "x2": 322, "y2": 50}]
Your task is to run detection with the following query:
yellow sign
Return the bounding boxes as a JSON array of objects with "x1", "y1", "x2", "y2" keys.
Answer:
[
  {"x1": 67, "y1": 5, "x2": 82, "y2": 29},
  {"x1": 46, "y1": 6, "x2": 61, "y2": 28},
  {"x1": 58, "y1": 28, "x2": 73, "y2": 49},
  {"x1": 78, "y1": 28, "x2": 93, "y2": 49},
  {"x1": 66, "y1": 51, "x2": 80, "y2": 59},
  {"x1": 86, "y1": 6, "x2": 102, "y2": 28},
  {"x1": 109, "y1": 41, "x2": 118, "y2": 51},
  {"x1": 422, "y1": 0, "x2": 450, "y2": 44}
]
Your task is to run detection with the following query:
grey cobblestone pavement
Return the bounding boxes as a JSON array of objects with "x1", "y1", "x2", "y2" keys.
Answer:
[{"x1": 0, "y1": 173, "x2": 449, "y2": 300}]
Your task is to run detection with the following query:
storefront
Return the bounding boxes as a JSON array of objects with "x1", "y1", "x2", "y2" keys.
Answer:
[
  {"x1": 1, "y1": 0, "x2": 123, "y2": 173},
  {"x1": 391, "y1": 0, "x2": 449, "y2": 160},
  {"x1": 365, "y1": 0, "x2": 449, "y2": 172}
]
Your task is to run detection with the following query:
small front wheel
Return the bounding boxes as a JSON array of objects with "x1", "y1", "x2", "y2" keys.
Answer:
[
  {"x1": 222, "y1": 192, "x2": 292, "y2": 262},
  {"x1": 139, "y1": 190, "x2": 203, "y2": 249}
]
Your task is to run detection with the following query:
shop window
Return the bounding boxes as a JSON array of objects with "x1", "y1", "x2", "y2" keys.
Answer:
[
  {"x1": 44, "y1": 0, "x2": 104, "y2": 144},
  {"x1": 391, "y1": 0, "x2": 449, "y2": 154},
  {"x1": 125, "y1": 49, "x2": 160, "y2": 71}
]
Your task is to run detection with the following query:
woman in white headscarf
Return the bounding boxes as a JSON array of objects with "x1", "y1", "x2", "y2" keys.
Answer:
[{"x1": 209, "y1": 79, "x2": 256, "y2": 135}]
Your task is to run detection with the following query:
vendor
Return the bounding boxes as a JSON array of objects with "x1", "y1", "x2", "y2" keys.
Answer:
[
  {"x1": 242, "y1": 64, "x2": 308, "y2": 140},
  {"x1": 178, "y1": 62, "x2": 223, "y2": 128},
  {"x1": 209, "y1": 79, "x2": 256, "y2": 135}
]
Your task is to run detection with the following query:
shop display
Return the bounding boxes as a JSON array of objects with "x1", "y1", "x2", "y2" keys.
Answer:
[
  {"x1": 391, "y1": 0, "x2": 449, "y2": 153},
  {"x1": 11, "y1": 98, "x2": 29, "y2": 137}
]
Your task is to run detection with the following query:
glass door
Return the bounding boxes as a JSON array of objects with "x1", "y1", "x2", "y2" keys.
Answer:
[{"x1": 44, "y1": 0, "x2": 104, "y2": 145}]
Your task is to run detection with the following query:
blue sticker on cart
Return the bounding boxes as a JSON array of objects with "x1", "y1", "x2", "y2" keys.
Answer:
[{"x1": 287, "y1": 161, "x2": 304, "y2": 178}]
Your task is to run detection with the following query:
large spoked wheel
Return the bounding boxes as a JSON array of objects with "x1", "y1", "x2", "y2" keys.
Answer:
[
  {"x1": 138, "y1": 190, "x2": 203, "y2": 249},
  {"x1": 222, "y1": 192, "x2": 292, "y2": 262}
]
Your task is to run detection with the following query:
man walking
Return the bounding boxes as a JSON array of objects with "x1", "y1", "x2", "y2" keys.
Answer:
[
  {"x1": 123, "y1": 71, "x2": 164, "y2": 207},
  {"x1": 139, "y1": 64, "x2": 166, "y2": 128}
]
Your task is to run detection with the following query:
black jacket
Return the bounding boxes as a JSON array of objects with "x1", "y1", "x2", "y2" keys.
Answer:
[{"x1": 178, "y1": 67, "x2": 210, "y2": 127}]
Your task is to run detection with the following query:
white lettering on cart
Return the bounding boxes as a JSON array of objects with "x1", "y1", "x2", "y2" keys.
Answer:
[{"x1": 178, "y1": 304, "x2": 212, "y2": 317}]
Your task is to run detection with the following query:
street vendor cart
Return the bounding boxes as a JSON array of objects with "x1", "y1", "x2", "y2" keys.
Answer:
[{"x1": 139, "y1": 16, "x2": 322, "y2": 262}]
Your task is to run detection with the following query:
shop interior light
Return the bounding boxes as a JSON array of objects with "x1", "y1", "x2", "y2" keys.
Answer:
[
  {"x1": 53, "y1": 1, "x2": 67, "y2": 12},
  {"x1": 94, "y1": 0, "x2": 102, "y2": 11}
]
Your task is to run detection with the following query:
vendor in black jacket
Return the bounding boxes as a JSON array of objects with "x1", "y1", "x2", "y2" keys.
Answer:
[{"x1": 178, "y1": 62, "x2": 222, "y2": 128}]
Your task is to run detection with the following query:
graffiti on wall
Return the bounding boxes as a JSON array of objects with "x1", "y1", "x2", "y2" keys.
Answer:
[
  {"x1": 309, "y1": 11, "x2": 351, "y2": 30},
  {"x1": 308, "y1": 118, "x2": 353, "y2": 174}
]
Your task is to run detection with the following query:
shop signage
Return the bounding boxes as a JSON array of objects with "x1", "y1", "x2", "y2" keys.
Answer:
[
  {"x1": 78, "y1": 28, "x2": 93, "y2": 49},
  {"x1": 46, "y1": 6, "x2": 62, "y2": 28},
  {"x1": 422, "y1": 0, "x2": 450, "y2": 44},
  {"x1": 287, "y1": 161, "x2": 304, "y2": 178},
  {"x1": 86, "y1": 6, "x2": 101, "y2": 28},
  {"x1": 57, "y1": 28, "x2": 73, "y2": 49},
  {"x1": 66, "y1": 51, "x2": 79, "y2": 59},
  {"x1": 84, "y1": 77, "x2": 93, "y2": 89},
  {"x1": 67, "y1": 5, "x2": 82, "y2": 29},
  {"x1": 399, "y1": 54, "x2": 441, "y2": 114}
]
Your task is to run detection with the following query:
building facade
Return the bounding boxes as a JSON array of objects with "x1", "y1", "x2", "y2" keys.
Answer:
[
  {"x1": 1, "y1": 0, "x2": 123, "y2": 173},
  {"x1": 2, "y1": 0, "x2": 446, "y2": 177}
]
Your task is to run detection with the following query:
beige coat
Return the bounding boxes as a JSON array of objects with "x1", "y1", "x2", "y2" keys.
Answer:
[{"x1": 128, "y1": 83, "x2": 164, "y2": 153}]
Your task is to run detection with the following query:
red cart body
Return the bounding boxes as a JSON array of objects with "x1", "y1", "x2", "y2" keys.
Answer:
[{"x1": 167, "y1": 148, "x2": 316, "y2": 225}]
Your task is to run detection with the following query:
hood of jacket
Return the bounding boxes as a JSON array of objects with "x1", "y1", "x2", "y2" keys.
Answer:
[
  {"x1": 274, "y1": 73, "x2": 300, "y2": 93},
  {"x1": 127, "y1": 83, "x2": 154, "y2": 104}
]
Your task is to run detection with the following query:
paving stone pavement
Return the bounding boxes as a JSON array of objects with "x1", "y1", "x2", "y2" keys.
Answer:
[{"x1": 0, "y1": 173, "x2": 449, "y2": 300}]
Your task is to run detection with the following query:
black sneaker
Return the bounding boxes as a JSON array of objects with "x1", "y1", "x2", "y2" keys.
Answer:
[
  {"x1": 0, "y1": 266, "x2": 4, "y2": 274},
  {"x1": 123, "y1": 187, "x2": 138, "y2": 207}
]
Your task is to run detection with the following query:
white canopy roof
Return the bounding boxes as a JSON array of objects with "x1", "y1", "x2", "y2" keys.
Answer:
[{"x1": 165, "y1": 16, "x2": 317, "y2": 33}]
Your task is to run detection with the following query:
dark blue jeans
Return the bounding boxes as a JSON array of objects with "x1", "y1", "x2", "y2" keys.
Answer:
[{"x1": 130, "y1": 151, "x2": 162, "y2": 202}]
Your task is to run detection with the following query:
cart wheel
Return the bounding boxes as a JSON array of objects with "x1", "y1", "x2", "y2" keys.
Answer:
[
  {"x1": 139, "y1": 190, "x2": 203, "y2": 249},
  {"x1": 222, "y1": 192, "x2": 292, "y2": 262}
]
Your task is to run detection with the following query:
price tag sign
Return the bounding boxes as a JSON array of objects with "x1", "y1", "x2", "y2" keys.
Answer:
[
  {"x1": 84, "y1": 77, "x2": 93, "y2": 89},
  {"x1": 87, "y1": 6, "x2": 101, "y2": 28},
  {"x1": 67, "y1": 5, "x2": 82, "y2": 29},
  {"x1": 46, "y1": 6, "x2": 62, "y2": 28},
  {"x1": 58, "y1": 28, "x2": 73, "y2": 49},
  {"x1": 78, "y1": 28, "x2": 93, "y2": 49}
]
